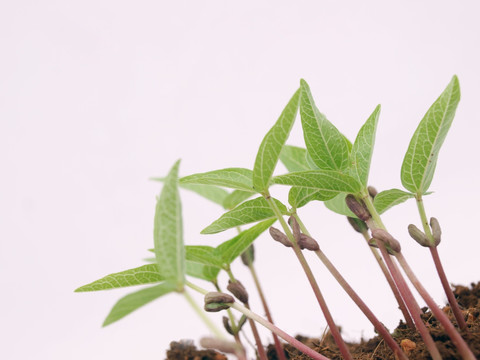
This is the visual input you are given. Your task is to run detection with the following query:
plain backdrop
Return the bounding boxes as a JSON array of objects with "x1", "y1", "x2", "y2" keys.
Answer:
[{"x1": 1, "y1": 1, "x2": 480, "y2": 359}]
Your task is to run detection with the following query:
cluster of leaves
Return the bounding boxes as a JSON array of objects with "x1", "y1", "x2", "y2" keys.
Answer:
[{"x1": 75, "y1": 75, "x2": 460, "y2": 332}]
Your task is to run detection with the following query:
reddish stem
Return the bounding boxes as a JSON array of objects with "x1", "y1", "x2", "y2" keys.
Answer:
[
  {"x1": 248, "y1": 263, "x2": 287, "y2": 360},
  {"x1": 362, "y1": 230, "x2": 415, "y2": 329},
  {"x1": 430, "y1": 245, "x2": 468, "y2": 330},
  {"x1": 314, "y1": 249, "x2": 408, "y2": 360},
  {"x1": 396, "y1": 252, "x2": 476, "y2": 360}
]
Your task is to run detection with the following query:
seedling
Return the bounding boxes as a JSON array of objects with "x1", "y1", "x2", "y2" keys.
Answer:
[{"x1": 76, "y1": 76, "x2": 478, "y2": 359}]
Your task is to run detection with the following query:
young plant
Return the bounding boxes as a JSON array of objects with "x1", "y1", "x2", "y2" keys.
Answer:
[{"x1": 76, "y1": 76, "x2": 478, "y2": 360}]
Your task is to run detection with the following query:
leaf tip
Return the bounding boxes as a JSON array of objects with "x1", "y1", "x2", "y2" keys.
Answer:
[{"x1": 299, "y1": 79, "x2": 309, "y2": 88}]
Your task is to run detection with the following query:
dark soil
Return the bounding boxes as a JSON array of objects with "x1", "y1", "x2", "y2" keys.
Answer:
[{"x1": 166, "y1": 282, "x2": 480, "y2": 360}]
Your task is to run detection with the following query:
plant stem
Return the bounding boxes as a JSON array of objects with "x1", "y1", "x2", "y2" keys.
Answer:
[
  {"x1": 265, "y1": 195, "x2": 353, "y2": 360},
  {"x1": 362, "y1": 196, "x2": 442, "y2": 360},
  {"x1": 183, "y1": 289, "x2": 226, "y2": 340},
  {"x1": 186, "y1": 280, "x2": 331, "y2": 360},
  {"x1": 360, "y1": 229, "x2": 415, "y2": 329},
  {"x1": 415, "y1": 196, "x2": 467, "y2": 330},
  {"x1": 248, "y1": 262, "x2": 287, "y2": 360},
  {"x1": 230, "y1": 302, "x2": 333, "y2": 360},
  {"x1": 226, "y1": 268, "x2": 268, "y2": 360},
  {"x1": 396, "y1": 252, "x2": 476, "y2": 360},
  {"x1": 214, "y1": 282, "x2": 245, "y2": 350},
  {"x1": 294, "y1": 215, "x2": 408, "y2": 360}
]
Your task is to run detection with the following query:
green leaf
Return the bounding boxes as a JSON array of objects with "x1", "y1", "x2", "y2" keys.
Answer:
[
  {"x1": 222, "y1": 190, "x2": 256, "y2": 210},
  {"x1": 299, "y1": 80, "x2": 350, "y2": 171},
  {"x1": 103, "y1": 282, "x2": 177, "y2": 326},
  {"x1": 216, "y1": 219, "x2": 276, "y2": 265},
  {"x1": 273, "y1": 170, "x2": 362, "y2": 197},
  {"x1": 279, "y1": 145, "x2": 310, "y2": 172},
  {"x1": 288, "y1": 187, "x2": 327, "y2": 209},
  {"x1": 185, "y1": 245, "x2": 224, "y2": 268},
  {"x1": 201, "y1": 197, "x2": 288, "y2": 234},
  {"x1": 75, "y1": 264, "x2": 164, "y2": 292},
  {"x1": 253, "y1": 89, "x2": 300, "y2": 193},
  {"x1": 153, "y1": 160, "x2": 184, "y2": 289},
  {"x1": 151, "y1": 178, "x2": 229, "y2": 207},
  {"x1": 180, "y1": 168, "x2": 254, "y2": 192},
  {"x1": 373, "y1": 189, "x2": 415, "y2": 214},
  {"x1": 401, "y1": 76, "x2": 461, "y2": 194},
  {"x1": 324, "y1": 193, "x2": 356, "y2": 217},
  {"x1": 185, "y1": 261, "x2": 220, "y2": 282},
  {"x1": 180, "y1": 184, "x2": 229, "y2": 207},
  {"x1": 349, "y1": 105, "x2": 381, "y2": 187}
]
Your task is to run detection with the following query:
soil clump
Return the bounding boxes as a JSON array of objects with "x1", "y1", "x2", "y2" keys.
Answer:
[{"x1": 166, "y1": 282, "x2": 480, "y2": 360}]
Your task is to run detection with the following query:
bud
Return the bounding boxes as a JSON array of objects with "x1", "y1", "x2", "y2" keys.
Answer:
[
  {"x1": 345, "y1": 195, "x2": 371, "y2": 221},
  {"x1": 347, "y1": 217, "x2": 368, "y2": 233},
  {"x1": 371, "y1": 228, "x2": 401, "y2": 253},
  {"x1": 222, "y1": 316, "x2": 234, "y2": 335},
  {"x1": 269, "y1": 227, "x2": 292, "y2": 247},
  {"x1": 297, "y1": 233, "x2": 320, "y2": 251},
  {"x1": 227, "y1": 280, "x2": 249, "y2": 304},
  {"x1": 200, "y1": 337, "x2": 238, "y2": 355},
  {"x1": 368, "y1": 186, "x2": 378, "y2": 198},
  {"x1": 288, "y1": 216, "x2": 302, "y2": 241},
  {"x1": 430, "y1": 217, "x2": 442, "y2": 246},
  {"x1": 204, "y1": 292, "x2": 235, "y2": 312},
  {"x1": 407, "y1": 224, "x2": 430, "y2": 247},
  {"x1": 240, "y1": 245, "x2": 255, "y2": 266}
]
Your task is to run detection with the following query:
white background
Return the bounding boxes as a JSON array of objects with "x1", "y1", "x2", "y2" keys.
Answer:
[{"x1": 1, "y1": 1, "x2": 480, "y2": 359}]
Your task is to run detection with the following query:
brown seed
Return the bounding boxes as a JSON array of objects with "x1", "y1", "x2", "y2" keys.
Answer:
[
  {"x1": 241, "y1": 245, "x2": 254, "y2": 266},
  {"x1": 288, "y1": 215, "x2": 301, "y2": 241},
  {"x1": 400, "y1": 339, "x2": 416, "y2": 354},
  {"x1": 227, "y1": 280, "x2": 249, "y2": 304},
  {"x1": 371, "y1": 228, "x2": 401, "y2": 252},
  {"x1": 204, "y1": 292, "x2": 235, "y2": 312},
  {"x1": 222, "y1": 316, "x2": 234, "y2": 335},
  {"x1": 269, "y1": 227, "x2": 293, "y2": 247},
  {"x1": 367, "y1": 186, "x2": 378, "y2": 198},
  {"x1": 347, "y1": 216, "x2": 368, "y2": 233},
  {"x1": 430, "y1": 217, "x2": 442, "y2": 246},
  {"x1": 298, "y1": 233, "x2": 320, "y2": 251},
  {"x1": 407, "y1": 224, "x2": 430, "y2": 247},
  {"x1": 345, "y1": 195, "x2": 371, "y2": 221}
]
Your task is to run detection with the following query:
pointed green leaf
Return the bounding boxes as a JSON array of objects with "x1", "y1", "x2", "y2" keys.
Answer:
[
  {"x1": 288, "y1": 187, "x2": 330, "y2": 209},
  {"x1": 186, "y1": 261, "x2": 220, "y2": 282},
  {"x1": 373, "y1": 189, "x2": 415, "y2": 214},
  {"x1": 299, "y1": 80, "x2": 350, "y2": 171},
  {"x1": 185, "y1": 245, "x2": 224, "y2": 268},
  {"x1": 103, "y1": 282, "x2": 177, "y2": 326},
  {"x1": 180, "y1": 168, "x2": 254, "y2": 192},
  {"x1": 253, "y1": 89, "x2": 300, "y2": 193},
  {"x1": 151, "y1": 178, "x2": 229, "y2": 207},
  {"x1": 349, "y1": 105, "x2": 381, "y2": 187},
  {"x1": 401, "y1": 76, "x2": 461, "y2": 194},
  {"x1": 201, "y1": 197, "x2": 288, "y2": 234},
  {"x1": 154, "y1": 160, "x2": 184, "y2": 289},
  {"x1": 273, "y1": 170, "x2": 362, "y2": 196},
  {"x1": 279, "y1": 145, "x2": 310, "y2": 172},
  {"x1": 222, "y1": 190, "x2": 256, "y2": 210},
  {"x1": 324, "y1": 193, "x2": 356, "y2": 217},
  {"x1": 75, "y1": 264, "x2": 164, "y2": 292},
  {"x1": 181, "y1": 184, "x2": 229, "y2": 207},
  {"x1": 216, "y1": 219, "x2": 276, "y2": 265}
]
